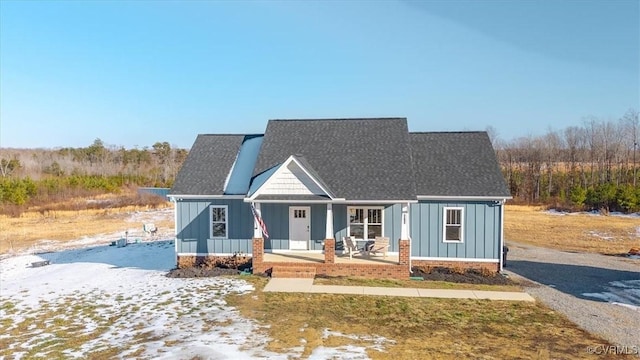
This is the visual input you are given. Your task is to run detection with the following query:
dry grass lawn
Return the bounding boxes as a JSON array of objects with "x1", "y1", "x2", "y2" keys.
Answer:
[
  {"x1": 0, "y1": 194, "x2": 173, "y2": 254},
  {"x1": 505, "y1": 205, "x2": 639, "y2": 255},
  {"x1": 314, "y1": 276, "x2": 522, "y2": 292},
  {"x1": 227, "y1": 277, "x2": 625, "y2": 360}
]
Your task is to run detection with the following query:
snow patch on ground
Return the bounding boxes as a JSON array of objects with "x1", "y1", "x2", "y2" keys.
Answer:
[
  {"x1": 0, "y1": 208, "x2": 175, "y2": 261},
  {"x1": 587, "y1": 230, "x2": 615, "y2": 240},
  {"x1": 545, "y1": 209, "x2": 569, "y2": 216},
  {"x1": 305, "y1": 329, "x2": 395, "y2": 359},
  {"x1": 0, "y1": 241, "x2": 286, "y2": 359},
  {"x1": 582, "y1": 280, "x2": 640, "y2": 312},
  {"x1": 543, "y1": 209, "x2": 640, "y2": 218},
  {"x1": 0, "y1": 208, "x2": 390, "y2": 359}
]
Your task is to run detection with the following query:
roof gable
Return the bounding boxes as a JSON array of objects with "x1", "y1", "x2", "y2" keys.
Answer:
[
  {"x1": 253, "y1": 118, "x2": 417, "y2": 201},
  {"x1": 170, "y1": 134, "x2": 248, "y2": 196},
  {"x1": 248, "y1": 155, "x2": 335, "y2": 200},
  {"x1": 410, "y1": 132, "x2": 511, "y2": 198}
]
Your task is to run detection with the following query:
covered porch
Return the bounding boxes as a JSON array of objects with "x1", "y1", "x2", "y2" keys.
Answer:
[
  {"x1": 252, "y1": 237, "x2": 411, "y2": 279},
  {"x1": 264, "y1": 251, "x2": 400, "y2": 265},
  {"x1": 247, "y1": 155, "x2": 413, "y2": 278}
]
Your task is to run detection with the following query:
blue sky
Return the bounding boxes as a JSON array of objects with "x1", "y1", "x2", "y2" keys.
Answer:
[{"x1": 1, "y1": 0, "x2": 638, "y2": 149}]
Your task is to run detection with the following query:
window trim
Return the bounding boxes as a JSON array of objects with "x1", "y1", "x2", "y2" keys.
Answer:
[
  {"x1": 209, "y1": 205, "x2": 229, "y2": 239},
  {"x1": 443, "y1": 207, "x2": 464, "y2": 243},
  {"x1": 347, "y1": 206, "x2": 384, "y2": 241}
]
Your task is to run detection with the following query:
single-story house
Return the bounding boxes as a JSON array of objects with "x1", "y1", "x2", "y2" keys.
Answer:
[{"x1": 168, "y1": 118, "x2": 511, "y2": 279}]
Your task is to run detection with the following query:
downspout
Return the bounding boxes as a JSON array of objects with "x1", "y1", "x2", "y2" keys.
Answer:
[
  {"x1": 169, "y1": 196, "x2": 178, "y2": 266},
  {"x1": 409, "y1": 236, "x2": 412, "y2": 273},
  {"x1": 408, "y1": 202, "x2": 412, "y2": 273},
  {"x1": 499, "y1": 199, "x2": 505, "y2": 272}
]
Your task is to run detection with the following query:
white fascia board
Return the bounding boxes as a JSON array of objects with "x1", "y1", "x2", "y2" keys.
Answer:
[
  {"x1": 333, "y1": 199, "x2": 418, "y2": 204},
  {"x1": 247, "y1": 162, "x2": 286, "y2": 201},
  {"x1": 169, "y1": 195, "x2": 246, "y2": 200},
  {"x1": 244, "y1": 198, "x2": 417, "y2": 204},
  {"x1": 411, "y1": 256, "x2": 499, "y2": 263},
  {"x1": 417, "y1": 195, "x2": 513, "y2": 201},
  {"x1": 243, "y1": 198, "x2": 331, "y2": 204}
]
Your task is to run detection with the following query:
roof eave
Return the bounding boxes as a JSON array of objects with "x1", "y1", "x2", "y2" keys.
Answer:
[{"x1": 416, "y1": 195, "x2": 513, "y2": 201}]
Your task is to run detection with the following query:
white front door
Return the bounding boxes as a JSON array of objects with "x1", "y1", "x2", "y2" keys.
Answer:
[{"x1": 289, "y1": 206, "x2": 310, "y2": 250}]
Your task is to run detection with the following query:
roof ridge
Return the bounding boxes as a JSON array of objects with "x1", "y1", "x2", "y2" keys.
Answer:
[
  {"x1": 197, "y1": 133, "x2": 263, "y2": 137},
  {"x1": 410, "y1": 131, "x2": 486, "y2": 134},
  {"x1": 268, "y1": 117, "x2": 406, "y2": 122}
]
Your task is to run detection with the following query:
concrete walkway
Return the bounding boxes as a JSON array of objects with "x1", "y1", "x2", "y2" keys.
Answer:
[{"x1": 263, "y1": 278, "x2": 535, "y2": 302}]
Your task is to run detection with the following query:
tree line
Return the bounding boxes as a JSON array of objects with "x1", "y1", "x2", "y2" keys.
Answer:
[
  {"x1": 493, "y1": 109, "x2": 639, "y2": 213},
  {"x1": 2, "y1": 109, "x2": 640, "y2": 214},
  {"x1": 0, "y1": 139, "x2": 187, "y2": 210}
]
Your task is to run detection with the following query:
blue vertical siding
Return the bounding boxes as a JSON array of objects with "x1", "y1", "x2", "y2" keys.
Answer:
[
  {"x1": 257, "y1": 203, "x2": 329, "y2": 251},
  {"x1": 260, "y1": 203, "x2": 288, "y2": 250},
  {"x1": 309, "y1": 204, "x2": 327, "y2": 250},
  {"x1": 333, "y1": 204, "x2": 348, "y2": 244},
  {"x1": 175, "y1": 200, "x2": 463, "y2": 256},
  {"x1": 175, "y1": 199, "x2": 253, "y2": 254},
  {"x1": 410, "y1": 201, "x2": 501, "y2": 259}
]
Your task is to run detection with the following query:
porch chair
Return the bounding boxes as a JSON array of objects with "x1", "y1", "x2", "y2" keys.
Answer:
[
  {"x1": 343, "y1": 236, "x2": 363, "y2": 260},
  {"x1": 370, "y1": 236, "x2": 390, "y2": 258}
]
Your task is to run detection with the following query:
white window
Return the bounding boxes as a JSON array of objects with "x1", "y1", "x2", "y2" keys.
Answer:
[
  {"x1": 210, "y1": 205, "x2": 228, "y2": 239},
  {"x1": 348, "y1": 207, "x2": 383, "y2": 240},
  {"x1": 443, "y1": 207, "x2": 463, "y2": 243}
]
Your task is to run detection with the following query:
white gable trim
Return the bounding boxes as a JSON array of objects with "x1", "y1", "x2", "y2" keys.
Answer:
[{"x1": 248, "y1": 156, "x2": 334, "y2": 201}]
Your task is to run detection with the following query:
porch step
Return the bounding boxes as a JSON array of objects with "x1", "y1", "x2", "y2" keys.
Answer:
[{"x1": 271, "y1": 265, "x2": 317, "y2": 279}]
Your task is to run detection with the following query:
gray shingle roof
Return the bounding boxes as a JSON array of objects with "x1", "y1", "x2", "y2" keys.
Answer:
[
  {"x1": 253, "y1": 118, "x2": 417, "y2": 201},
  {"x1": 410, "y1": 132, "x2": 511, "y2": 197},
  {"x1": 169, "y1": 134, "x2": 246, "y2": 195},
  {"x1": 171, "y1": 121, "x2": 510, "y2": 200}
]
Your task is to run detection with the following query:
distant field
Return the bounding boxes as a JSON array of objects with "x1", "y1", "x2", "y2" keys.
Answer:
[
  {"x1": 4, "y1": 200, "x2": 638, "y2": 256},
  {"x1": 0, "y1": 193, "x2": 173, "y2": 254},
  {"x1": 504, "y1": 205, "x2": 639, "y2": 255}
]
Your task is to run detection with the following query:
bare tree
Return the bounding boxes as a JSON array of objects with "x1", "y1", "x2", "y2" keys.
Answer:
[{"x1": 623, "y1": 109, "x2": 639, "y2": 186}]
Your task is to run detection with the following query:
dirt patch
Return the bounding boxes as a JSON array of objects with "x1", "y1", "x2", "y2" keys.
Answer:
[
  {"x1": 166, "y1": 267, "x2": 243, "y2": 278},
  {"x1": 411, "y1": 266, "x2": 514, "y2": 285}
]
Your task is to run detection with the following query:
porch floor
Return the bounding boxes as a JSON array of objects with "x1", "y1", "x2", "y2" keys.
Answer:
[{"x1": 263, "y1": 251, "x2": 400, "y2": 265}]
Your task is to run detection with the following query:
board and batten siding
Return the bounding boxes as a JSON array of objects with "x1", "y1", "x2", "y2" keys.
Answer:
[
  {"x1": 260, "y1": 203, "x2": 327, "y2": 250},
  {"x1": 176, "y1": 201, "x2": 407, "y2": 254},
  {"x1": 175, "y1": 199, "x2": 253, "y2": 254},
  {"x1": 410, "y1": 201, "x2": 501, "y2": 259}
]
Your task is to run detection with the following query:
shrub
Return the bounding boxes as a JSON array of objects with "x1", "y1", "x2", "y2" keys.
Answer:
[{"x1": 569, "y1": 186, "x2": 586, "y2": 207}]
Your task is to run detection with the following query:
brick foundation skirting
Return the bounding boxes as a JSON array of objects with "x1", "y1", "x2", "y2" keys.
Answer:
[
  {"x1": 253, "y1": 261, "x2": 410, "y2": 280},
  {"x1": 412, "y1": 260, "x2": 499, "y2": 273}
]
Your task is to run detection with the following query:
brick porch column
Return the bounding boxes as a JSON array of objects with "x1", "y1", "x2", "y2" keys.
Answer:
[
  {"x1": 324, "y1": 238, "x2": 335, "y2": 264},
  {"x1": 398, "y1": 239, "x2": 410, "y2": 266},
  {"x1": 252, "y1": 237, "x2": 264, "y2": 269}
]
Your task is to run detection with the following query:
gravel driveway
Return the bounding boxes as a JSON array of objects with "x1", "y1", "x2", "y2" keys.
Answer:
[{"x1": 504, "y1": 241, "x2": 640, "y2": 350}]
